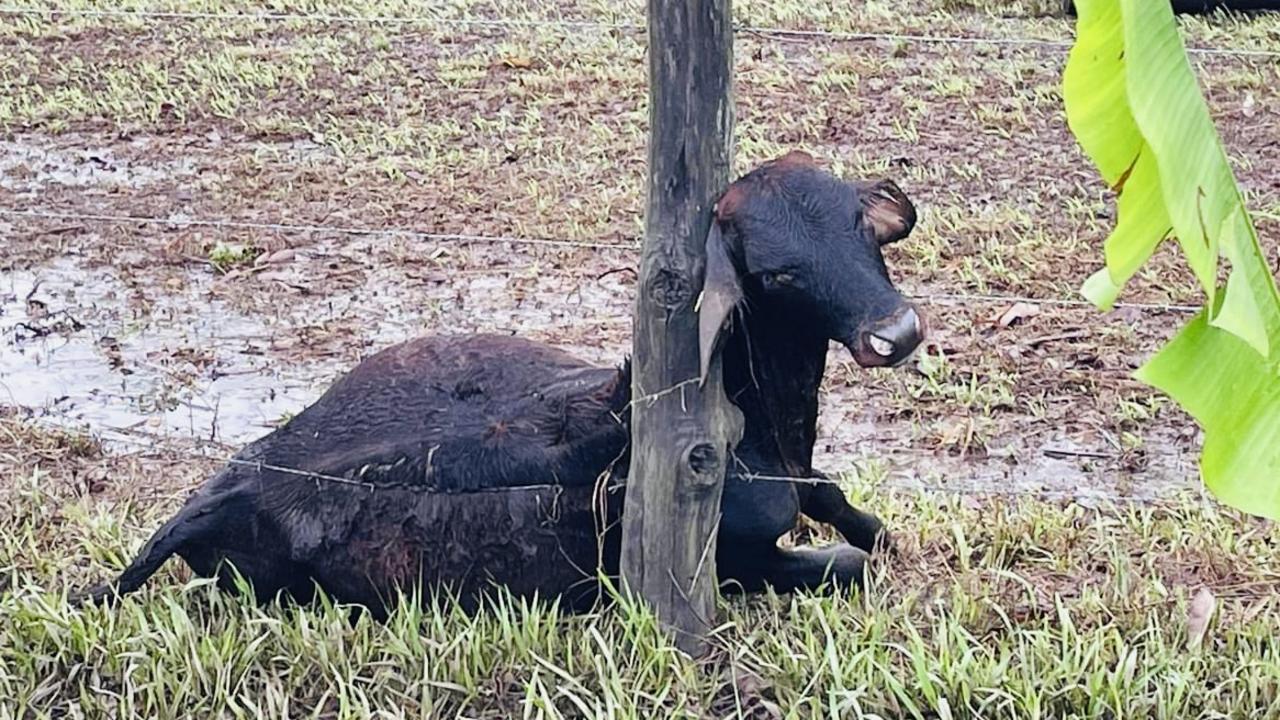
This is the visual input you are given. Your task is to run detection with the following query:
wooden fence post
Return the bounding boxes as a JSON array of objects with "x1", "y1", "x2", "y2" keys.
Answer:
[{"x1": 621, "y1": 0, "x2": 741, "y2": 657}]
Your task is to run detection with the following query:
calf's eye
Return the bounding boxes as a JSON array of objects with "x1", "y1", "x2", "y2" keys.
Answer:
[{"x1": 761, "y1": 271, "x2": 794, "y2": 289}]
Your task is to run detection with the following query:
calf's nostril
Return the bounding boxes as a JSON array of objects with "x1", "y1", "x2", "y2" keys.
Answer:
[
  {"x1": 847, "y1": 304, "x2": 927, "y2": 368},
  {"x1": 868, "y1": 334, "x2": 896, "y2": 357}
]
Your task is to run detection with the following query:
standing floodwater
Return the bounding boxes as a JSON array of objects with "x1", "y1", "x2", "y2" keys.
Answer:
[{"x1": 2, "y1": 259, "x2": 336, "y2": 447}]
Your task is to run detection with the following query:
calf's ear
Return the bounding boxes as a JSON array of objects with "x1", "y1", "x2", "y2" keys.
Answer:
[
  {"x1": 698, "y1": 218, "x2": 742, "y2": 385},
  {"x1": 859, "y1": 179, "x2": 917, "y2": 245}
]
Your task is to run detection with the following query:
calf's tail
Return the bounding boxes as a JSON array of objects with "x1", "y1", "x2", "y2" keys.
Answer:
[{"x1": 70, "y1": 489, "x2": 229, "y2": 607}]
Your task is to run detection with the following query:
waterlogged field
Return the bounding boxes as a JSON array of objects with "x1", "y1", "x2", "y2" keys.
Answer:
[{"x1": 1, "y1": 0, "x2": 1279, "y2": 717}]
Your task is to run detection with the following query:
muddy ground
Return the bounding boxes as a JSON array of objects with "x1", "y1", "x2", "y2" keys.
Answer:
[{"x1": 2, "y1": 0, "x2": 1278, "y2": 504}]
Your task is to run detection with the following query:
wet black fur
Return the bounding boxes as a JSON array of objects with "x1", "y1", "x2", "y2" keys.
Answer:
[{"x1": 78, "y1": 157, "x2": 914, "y2": 614}]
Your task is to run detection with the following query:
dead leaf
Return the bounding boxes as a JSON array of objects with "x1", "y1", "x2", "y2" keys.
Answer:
[
  {"x1": 994, "y1": 301, "x2": 1040, "y2": 328},
  {"x1": 938, "y1": 419, "x2": 968, "y2": 448},
  {"x1": 256, "y1": 248, "x2": 296, "y2": 267},
  {"x1": 501, "y1": 55, "x2": 536, "y2": 70},
  {"x1": 1186, "y1": 586, "x2": 1217, "y2": 650}
]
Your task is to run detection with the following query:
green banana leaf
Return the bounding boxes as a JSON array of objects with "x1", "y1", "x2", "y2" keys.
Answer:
[{"x1": 1064, "y1": 0, "x2": 1280, "y2": 518}]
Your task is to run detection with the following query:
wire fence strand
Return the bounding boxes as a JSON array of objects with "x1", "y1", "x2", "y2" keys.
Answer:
[
  {"x1": 1, "y1": 205, "x2": 1204, "y2": 314},
  {"x1": 80, "y1": 421, "x2": 1197, "y2": 508},
  {"x1": 1, "y1": 6, "x2": 1278, "y2": 59},
  {"x1": 0, "y1": 207, "x2": 636, "y2": 251},
  {"x1": 917, "y1": 291, "x2": 1200, "y2": 313}
]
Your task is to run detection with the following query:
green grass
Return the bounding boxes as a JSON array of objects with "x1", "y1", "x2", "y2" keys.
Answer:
[
  {"x1": 3, "y1": 430, "x2": 1279, "y2": 719},
  {"x1": 206, "y1": 240, "x2": 260, "y2": 272}
]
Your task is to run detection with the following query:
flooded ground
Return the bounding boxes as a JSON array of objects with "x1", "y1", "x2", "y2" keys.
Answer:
[
  {"x1": 2, "y1": 258, "x2": 336, "y2": 444},
  {"x1": 1, "y1": 238, "x2": 636, "y2": 446},
  {"x1": 1, "y1": 242, "x2": 1199, "y2": 503}
]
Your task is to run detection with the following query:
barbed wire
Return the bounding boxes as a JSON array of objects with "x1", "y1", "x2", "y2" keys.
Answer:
[
  {"x1": 0, "y1": 208, "x2": 636, "y2": 251},
  {"x1": 0, "y1": 6, "x2": 1277, "y2": 59},
  {"x1": 917, "y1": 291, "x2": 1200, "y2": 313},
  {"x1": 88, "y1": 425, "x2": 573, "y2": 492},
  {"x1": 1, "y1": 205, "x2": 1204, "y2": 314},
  {"x1": 0, "y1": 6, "x2": 647, "y2": 31},
  {"x1": 78, "y1": 420, "x2": 1194, "y2": 508}
]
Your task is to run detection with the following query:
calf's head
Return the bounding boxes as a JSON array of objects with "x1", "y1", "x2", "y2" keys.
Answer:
[{"x1": 699, "y1": 150, "x2": 926, "y2": 379}]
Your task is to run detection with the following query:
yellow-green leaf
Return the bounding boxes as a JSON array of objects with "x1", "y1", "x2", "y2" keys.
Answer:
[
  {"x1": 1065, "y1": 0, "x2": 1280, "y2": 519},
  {"x1": 1138, "y1": 311, "x2": 1280, "y2": 516}
]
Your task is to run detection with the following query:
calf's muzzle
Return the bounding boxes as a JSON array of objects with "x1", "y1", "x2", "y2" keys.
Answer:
[{"x1": 849, "y1": 304, "x2": 925, "y2": 368}]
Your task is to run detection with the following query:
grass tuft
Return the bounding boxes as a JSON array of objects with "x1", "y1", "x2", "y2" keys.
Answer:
[{"x1": 3, "y1": 418, "x2": 1278, "y2": 718}]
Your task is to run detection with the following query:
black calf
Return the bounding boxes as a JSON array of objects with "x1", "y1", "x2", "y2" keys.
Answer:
[{"x1": 78, "y1": 152, "x2": 924, "y2": 613}]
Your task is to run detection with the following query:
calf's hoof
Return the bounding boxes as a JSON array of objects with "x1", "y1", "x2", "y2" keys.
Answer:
[
  {"x1": 872, "y1": 527, "x2": 898, "y2": 557},
  {"x1": 850, "y1": 513, "x2": 896, "y2": 557},
  {"x1": 68, "y1": 583, "x2": 116, "y2": 608}
]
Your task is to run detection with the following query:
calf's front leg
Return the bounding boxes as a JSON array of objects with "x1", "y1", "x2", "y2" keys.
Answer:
[{"x1": 799, "y1": 471, "x2": 892, "y2": 554}]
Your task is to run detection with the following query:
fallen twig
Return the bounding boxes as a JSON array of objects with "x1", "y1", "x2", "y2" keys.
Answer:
[
  {"x1": 1043, "y1": 446, "x2": 1115, "y2": 460},
  {"x1": 1025, "y1": 330, "x2": 1089, "y2": 347}
]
